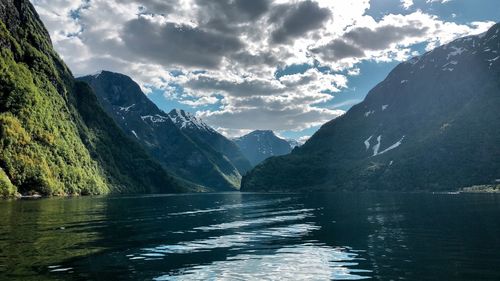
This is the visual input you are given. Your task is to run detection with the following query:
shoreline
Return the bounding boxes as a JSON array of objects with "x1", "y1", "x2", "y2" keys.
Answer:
[{"x1": 458, "y1": 184, "x2": 500, "y2": 193}]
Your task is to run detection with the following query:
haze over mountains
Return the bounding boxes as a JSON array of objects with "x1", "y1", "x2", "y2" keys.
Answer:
[
  {"x1": 242, "y1": 23, "x2": 500, "y2": 192},
  {"x1": 167, "y1": 109, "x2": 253, "y2": 175},
  {"x1": 233, "y1": 130, "x2": 297, "y2": 166}
]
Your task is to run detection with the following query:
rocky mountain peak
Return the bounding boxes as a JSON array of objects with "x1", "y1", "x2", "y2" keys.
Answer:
[{"x1": 168, "y1": 109, "x2": 214, "y2": 132}]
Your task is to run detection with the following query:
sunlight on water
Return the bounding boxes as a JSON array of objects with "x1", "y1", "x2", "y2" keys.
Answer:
[
  {"x1": 153, "y1": 244, "x2": 371, "y2": 281},
  {"x1": 194, "y1": 212, "x2": 312, "y2": 231},
  {"x1": 137, "y1": 223, "x2": 318, "y2": 255},
  {"x1": 132, "y1": 204, "x2": 371, "y2": 280}
]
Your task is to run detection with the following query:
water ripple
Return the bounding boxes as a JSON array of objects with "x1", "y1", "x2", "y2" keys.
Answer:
[
  {"x1": 136, "y1": 223, "x2": 318, "y2": 256},
  {"x1": 168, "y1": 198, "x2": 293, "y2": 216},
  {"x1": 194, "y1": 212, "x2": 312, "y2": 231},
  {"x1": 153, "y1": 244, "x2": 370, "y2": 281}
]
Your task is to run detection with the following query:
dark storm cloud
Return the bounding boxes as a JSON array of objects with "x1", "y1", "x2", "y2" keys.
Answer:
[
  {"x1": 121, "y1": 17, "x2": 244, "y2": 69},
  {"x1": 229, "y1": 51, "x2": 281, "y2": 68},
  {"x1": 344, "y1": 24, "x2": 429, "y2": 50},
  {"x1": 185, "y1": 74, "x2": 284, "y2": 97},
  {"x1": 310, "y1": 39, "x2": 365, "y2": 61},
  {"x1": 121, "y1": 0, "x2": 177, "y2": 14},
  {"x1": 312, "y1": 23, "x2": 429, "y2": 61},
  {"x1": 233, "y1": 0, "x2": 270, "y2": 20},
  {"x1": 270, "y1": 0, "x2": 331, "y2": 44},
  {"x1": 195, "y1": 0, "x2": 270, "y2": 25}
]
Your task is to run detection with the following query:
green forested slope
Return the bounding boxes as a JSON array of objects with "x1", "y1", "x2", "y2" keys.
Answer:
[{"x1": 0, "y1": 0, "x2": 184, "y2": 196}]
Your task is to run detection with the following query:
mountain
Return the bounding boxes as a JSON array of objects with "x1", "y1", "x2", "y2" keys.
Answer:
[
  {"x1": 168, "y1": 109, "x2": 252, "y2": 175},
  {"x1": 286, "y1": 138, "x2": 302, "y2": 149},
  {"x1": 242, "y1": 23, "x2": 500, "y2": 192},
  {"x1": 233, "y1": 130, "x2": 294, "y2": 166},
  {"x1": 0, "y1": 0, "x2": 185, "y2": 197},
  {"x1": 78, "y1": 71, "x2": 242, "y2": 191}
]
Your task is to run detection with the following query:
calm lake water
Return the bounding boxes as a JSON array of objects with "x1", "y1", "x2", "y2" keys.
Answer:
[{"x1": 0, "y1": 192, "x2": 500, "y2": 280}]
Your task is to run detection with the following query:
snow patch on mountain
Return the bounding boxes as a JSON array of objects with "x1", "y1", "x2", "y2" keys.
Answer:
[
  {"x1": 141, "y1": 114, "x2": 169, "y2": 123},
  {"x1": 372, "y1": 135, "x2": 382, "y2": 156},
  {"x1": 119, "y1": 104, "x2": 135, "y2": 112},
  {"x1": 369, "y1": 135, "x2": 405, "y2": 157},
  {"x1": 364, "y1": 136, "x2": 373, "y2": 150},
  {"x1": 447, "y1": 46, "x2": 466, "y2": 60},
  {"x1": 377, "y1": 136, "x2": 405, "y2": 156},
  {"x1": 168, "y1": 109, "x2": 214, "y2": 132}
]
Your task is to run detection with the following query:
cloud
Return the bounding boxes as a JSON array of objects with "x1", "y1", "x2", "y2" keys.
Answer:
[
  {"x1": 270, "y1": 0, "x2": 331, "y2": 44},
  {"x1": 311, "y1": 11, "x2": 493, "y2": 65},
  {"x1": 310, "y1": 39, "x2": 365, "y2": 62},
  {"x1": 298, "y1": 135, "x2": 311, "y2": 144},
  {"x1": 401, "y1": 0, "x2": 414, "y2": 9},
  {"x1": 30, "y1": 0, "x2": 494, "y2": 134},
  {"x1": 122, "y1": 16, "x2": 243, "y2": 69},
  {"x1": 179, "y1": 96, "x2": 219, "y2": 107},
  {"x1": 426, "y1": 0, "x2": 452, "y2": 4},
  {"x1": 199, "y1": 104, "x2": 345, "y2": 132},
  {"x1": 343, "y1": 24, "x2": 429, "y2": 50},
  {"x1": 195, "y1": 0, "x2": 270, "y2": 23}
]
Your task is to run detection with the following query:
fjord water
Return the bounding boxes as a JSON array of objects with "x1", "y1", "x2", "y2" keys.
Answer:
[{"x1": 1, "y1": 193, "x2": 499, "y2": 280}]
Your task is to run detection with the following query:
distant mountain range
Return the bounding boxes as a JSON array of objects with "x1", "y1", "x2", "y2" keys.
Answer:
[
  {"x1": 168, "y1": 109, "x2": 253, "y2": 175},
  {"x1": 78, "y1": 72, "x2": 246, "y2": 191},
  {"x1": 242, "y1": 23, "x2": 500, "y2": 192},
  {"x1": 233, "y1": 130, "x2": 297, "y2": 166}
]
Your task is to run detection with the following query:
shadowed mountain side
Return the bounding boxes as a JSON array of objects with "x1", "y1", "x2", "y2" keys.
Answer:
[{"x1": 242, "y1": 23, "x2": 500, "y2": 192}]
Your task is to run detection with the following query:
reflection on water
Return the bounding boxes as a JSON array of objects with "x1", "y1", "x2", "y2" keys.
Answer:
[
  {"x1": 1, "y1": 192, "x2": 500, "y2": 280},
  {"x1": 154, "y1": 244, "x2": 370, "y2": 281}
]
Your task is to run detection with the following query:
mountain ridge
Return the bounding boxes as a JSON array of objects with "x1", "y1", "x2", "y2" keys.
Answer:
[
  {"x1": 242, "y1": 23, "x2": 500, "y2": 192},
  {"x1": 168, "y1": 108, "x2": 253, "y2": 175},
  {"x1": 78, "y1": 71, "x2": 244, "y2": 191},
  {"x1": 233, "y1": 130, "x2": 295, "y2": 167}
]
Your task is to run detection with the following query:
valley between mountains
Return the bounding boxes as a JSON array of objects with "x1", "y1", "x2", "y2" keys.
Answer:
[{"x1": 1, "y1": 0, "x2": 499, "y2": 197}]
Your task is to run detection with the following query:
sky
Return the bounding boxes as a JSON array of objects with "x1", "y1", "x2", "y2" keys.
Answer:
[{"x1": 31, "y1": 0, "x2": 500, "y2": 141}]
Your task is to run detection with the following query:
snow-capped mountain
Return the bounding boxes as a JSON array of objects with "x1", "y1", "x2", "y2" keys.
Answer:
[
  {"x1": 168, "y1": 109, "x2": 215, "y2": 132},
  {"x1": 233, "y1": 130, "x2": 295, "y2": 166},
  {"x1": 242, "y1": 23, "x2": 500, "y2": 192},
  {"x1": 78, "y1": 71, "x2": 242, "y2": 191},
  {"x1": 168, "y1": 109, "x2": 253, "y2": 175}
]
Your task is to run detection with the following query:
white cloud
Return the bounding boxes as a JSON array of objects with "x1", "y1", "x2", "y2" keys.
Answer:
[
  {"x1": 30, "y1": 0, "x2": 494, "y2": 133},
  {"x1": 401, "y1": 0, "x2": 414, "y2": 10},
  {"x1": 426, "y1": 0, "x2": 452, "y2": 4},
  {"x1": 298, "y1": 135, "x2": 311, "y2": 144},
  {"x1": 311, "y1": 11, "x2": 494, "y2": 67}
]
